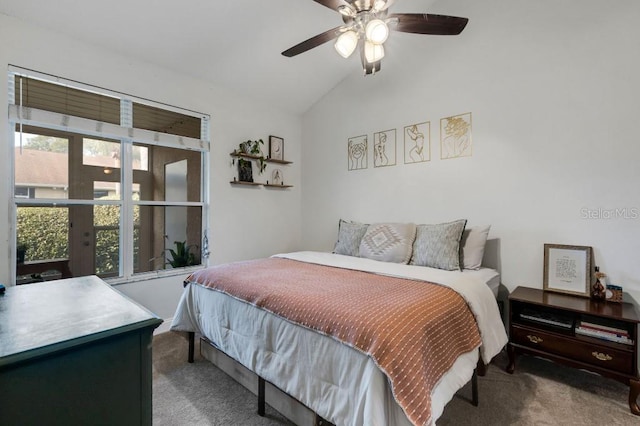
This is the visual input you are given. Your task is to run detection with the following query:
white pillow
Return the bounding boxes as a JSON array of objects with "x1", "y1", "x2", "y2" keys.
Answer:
[
  {"x1": 461, "y1": 225, "x2": 491, "y2": 270},
  {"x1": 359, "y1": 222, "x2": 416, "y2": 264}
]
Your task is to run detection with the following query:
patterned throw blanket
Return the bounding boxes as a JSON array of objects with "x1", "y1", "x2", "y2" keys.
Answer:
[{"x1": 187, "y1": 257, "x2": 481, "y2": 426}]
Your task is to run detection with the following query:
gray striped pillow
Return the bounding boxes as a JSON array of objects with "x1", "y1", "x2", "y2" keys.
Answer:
[
  {"x1": 410, "y1": 219, "x2": 467, "y2": 270},
  {"x1": 333, "y1": 219, "x2": 369, "y2": 257}
]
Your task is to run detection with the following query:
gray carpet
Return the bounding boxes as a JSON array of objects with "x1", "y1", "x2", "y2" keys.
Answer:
[
  {"x1": 153, "y1": 332, "x2": 638, "y2": 425},
  {"x1": 153, "y1": 332, "x2": 292, "y2": 426}
]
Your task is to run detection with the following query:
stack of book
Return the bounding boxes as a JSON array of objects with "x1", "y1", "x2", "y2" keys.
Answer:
[{"x1": 575, "y1": 321, "x2": 634, "y2": 345}]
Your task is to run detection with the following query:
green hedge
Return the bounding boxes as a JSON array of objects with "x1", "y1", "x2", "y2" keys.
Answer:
[
  {"x1": 17, "y1": 207, "x2": 69, "y2": 261},
  {"x1": 17, "y1": 204, "x2": 130, "y2": 275}
]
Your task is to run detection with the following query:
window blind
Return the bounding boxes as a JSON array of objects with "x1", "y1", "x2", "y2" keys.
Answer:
[
  {"x1": 14, "y1": 76, "x2": 121, "y2": 125},
  {"x1": 8, "y1": 67, "x2": 210, "y2": 152},
  {"x1": 133, "y1": 102, "x2": 201, "y2": 139}
]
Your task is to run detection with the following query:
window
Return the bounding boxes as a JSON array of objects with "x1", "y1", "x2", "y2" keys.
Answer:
[
  {"x1": 14, "y1": 187, "x2": 35, "y2": 198},
  {"x1": 10, "y1": 68, "x2": 210, "y2": 283}
]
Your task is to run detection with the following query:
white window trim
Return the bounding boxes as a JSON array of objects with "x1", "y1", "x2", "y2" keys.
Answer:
[{"x1": 8, "y1": 67, "x2": 211, "y2": 285}]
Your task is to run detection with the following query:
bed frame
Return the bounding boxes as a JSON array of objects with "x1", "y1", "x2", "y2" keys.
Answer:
[
  {"x1": 185, "y1": 331, "x2": 484, "y2": 425},
  {"x1": 176, "y1": 250, "x2": 503, "y2": 425}
]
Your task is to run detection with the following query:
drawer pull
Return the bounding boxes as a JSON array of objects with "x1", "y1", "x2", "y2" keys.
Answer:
[
  {"x1": 592, "y1": 352, "x2": 612, "y2": 361},
  {"x1": 527, "y1": 335, "x2": 543, "y2": 344}
]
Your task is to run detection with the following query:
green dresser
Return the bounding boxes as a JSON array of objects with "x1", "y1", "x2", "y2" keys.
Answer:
[{"x1": 0, "y1": 275, "x2": 162, "y2": 425}]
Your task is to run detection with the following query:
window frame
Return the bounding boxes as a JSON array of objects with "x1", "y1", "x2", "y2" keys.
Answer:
[{"x1": 8, "y1": 67, "x2": 210, "y2": 285}]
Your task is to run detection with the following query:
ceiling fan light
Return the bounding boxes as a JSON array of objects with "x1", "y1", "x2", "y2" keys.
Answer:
[
  {"x1": 373, "y1": 0, "x2": 387, "y2": 12},
  {"x1": 365, "y1": 19, "x2": 389, "y2": 44},
  {"x1": 364, "y1": 41, "x2": 385, "y2": 63},
  {"x1": 334, "y1": 31, "x2": 358, "y2": 58}
]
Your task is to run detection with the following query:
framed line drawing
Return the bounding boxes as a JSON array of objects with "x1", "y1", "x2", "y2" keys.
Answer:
[
  {"x1": 404, "y1": 122, "x2": 430, "y2": 164},
  {"x1": 348, "y1": 135, "x2": 368, "y2": 171},
  {"x1": 271, "y1": 168, "x2": 283, "y2": 185},
  {"x1": 543, "y1": 244, "x2": 593, "y2": 297},
  {"x1": 373, "y1": 129, "x2": 396, "y2": 168},
  {"x1": 440, "y1": 112, "x2": 472, "y2": 159},
  {"x1": 269, "y1": 135, "x2": 284, "y2": 161}
]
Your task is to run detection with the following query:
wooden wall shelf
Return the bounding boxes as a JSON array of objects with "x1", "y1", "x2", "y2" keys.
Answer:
[
  {"x1": 230, "y1": 180, "x2": 261, "y2": 186},
  {"x1": 230, "y1": 152, "x2": 261, "y2": 160},
  {"x1": 230, "y1": 150, "x2": 293, "y2": 189},
  {"x1": 266, "y1": 158, "x2": 292, "y2": 165},
  {"x1": 264, "y1": 184, "x2": 293, "y2": 188},
  {"x1": 230, "y1": 181, "x2": 293, "y2": 189},
  {"x1": 230, "y1": 152, "x2": 292, "y2": 164}
]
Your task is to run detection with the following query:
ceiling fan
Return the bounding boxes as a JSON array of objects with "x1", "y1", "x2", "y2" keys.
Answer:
[{"x1": 282, "y1": 0, "x2": 468, "y2": 75}]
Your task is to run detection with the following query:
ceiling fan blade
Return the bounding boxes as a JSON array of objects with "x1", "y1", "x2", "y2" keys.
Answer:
[
  {"x1": 282, "y1": 26, "x2": 343, "y2": 57},
  {"x1": 389, "y1": 13, "x2": 469, "y2": 35},
  {"x1": 312, "y1": 0, "x2": 350, "y2": 11}
]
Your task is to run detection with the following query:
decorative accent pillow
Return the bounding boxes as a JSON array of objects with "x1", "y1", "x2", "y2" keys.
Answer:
[
  {"x1": 410, "y1": 219, "x2": 467, "y2": 270},
  {"x1": 359, "y1": 223, "x2": 417, "y2": 264},
  {"x1": 461, "y1": 225, "x2": 491, "y2": 270},
  {"x1": 333, "y1": 219, "x2": 369, "y2": 257}
]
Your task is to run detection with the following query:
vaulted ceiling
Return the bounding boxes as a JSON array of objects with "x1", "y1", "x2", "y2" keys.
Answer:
[{"x1": 0, "y1": 0, "x2": 441, "y2": 114}]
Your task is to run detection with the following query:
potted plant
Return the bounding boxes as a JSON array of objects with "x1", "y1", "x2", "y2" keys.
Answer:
[
  {"x1": 232, "y1": 139, "x2": 267, "y2": 174},
  {"x1": 166, "y1": 240, "x2": 198, "y2": 268}
]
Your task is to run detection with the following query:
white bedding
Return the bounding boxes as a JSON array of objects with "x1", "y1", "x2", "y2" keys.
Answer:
[
  {"x1": 170, "y1": 251, "x2": 508, "y2": 425},
  {"x1": 470, "y1": 268, "x2": 501, "y2": 298}
]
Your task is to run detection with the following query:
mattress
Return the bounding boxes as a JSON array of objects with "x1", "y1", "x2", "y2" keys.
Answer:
[
  {"x1": 468, "y1": 267, "x2": 501, "y2": 298},
  {"x1": 171, "y1": 251, "x2": 507, "y2": 425}
]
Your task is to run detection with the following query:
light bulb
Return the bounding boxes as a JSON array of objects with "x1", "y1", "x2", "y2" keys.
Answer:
[
  {"x1": 373, "y1": 0, "x2": 387, "y2": 12},
  {"x1": 364, "y1": 41, "x2": 385, "y2": 63},
  {"x1": 365, "y1": 19, "x2": 389, "y2": 44},
  {"x1": 334, "y1": 31, "x2": 358, "y2": 58}
]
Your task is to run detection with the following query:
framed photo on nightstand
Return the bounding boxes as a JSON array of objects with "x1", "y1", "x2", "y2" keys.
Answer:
[{"x1": 543, "y1": 244, "x2": 593, "y2": 297}]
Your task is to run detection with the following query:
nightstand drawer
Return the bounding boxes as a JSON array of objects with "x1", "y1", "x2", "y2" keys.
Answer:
[{"x1": 511, "y1": 325, "x2": 633, "y2": 374}]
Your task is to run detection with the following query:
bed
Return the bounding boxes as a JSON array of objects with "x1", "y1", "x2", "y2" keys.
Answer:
[{"x1": 171, "y1": 247, "x2": 507, "y2": 426}]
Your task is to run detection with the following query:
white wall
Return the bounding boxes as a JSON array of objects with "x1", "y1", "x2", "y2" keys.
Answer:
[
  {"x1": 301, "y1": 0, "x2": 640, "y2": 303},
  {"x1": 0, "y1": 14, "x2": 302, "y2": 319}
]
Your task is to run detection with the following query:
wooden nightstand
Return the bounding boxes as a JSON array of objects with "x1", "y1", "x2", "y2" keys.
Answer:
[{"x1": 507, "y1": 286, "x2": 640, "y2": 416}]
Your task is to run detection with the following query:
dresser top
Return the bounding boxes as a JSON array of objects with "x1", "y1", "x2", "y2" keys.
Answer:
[{"x1": 0, "y1": 276, "x2": 162, "y2": 367}]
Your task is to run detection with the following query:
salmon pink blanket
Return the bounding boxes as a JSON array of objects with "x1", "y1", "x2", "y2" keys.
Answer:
[{"x1": 187, "y1": 257, "x2": 481, "y2": 426}]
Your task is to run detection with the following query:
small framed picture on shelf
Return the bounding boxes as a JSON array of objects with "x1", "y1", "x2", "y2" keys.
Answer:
[
  {"x1": 272, "y1": 168, "x2": 283, "y2": 185},
  {"x1": 543, "y1": 244, "x2": 593, "y2": 297},
  {"x1": 269, "y1": 135, "x2": 284, "y2": 161},
  {"x1": 237, "y1": 159, "x2": 253, "y2": 183}
]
